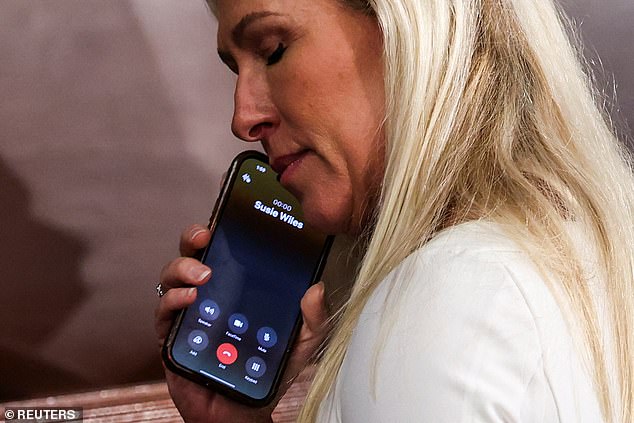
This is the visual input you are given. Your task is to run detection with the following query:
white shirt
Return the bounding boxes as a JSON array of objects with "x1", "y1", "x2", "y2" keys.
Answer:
[{"x1": 318, "y1": 221, "x2": 611, "y2": 422}]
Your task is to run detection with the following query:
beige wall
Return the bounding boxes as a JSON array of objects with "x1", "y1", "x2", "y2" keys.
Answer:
[
  {"x1": 0, "y1": 0, "x2": 632, "y2": 400},
  {"x1": 0, "y1": 0, "x2": 242, "y2": 399}
]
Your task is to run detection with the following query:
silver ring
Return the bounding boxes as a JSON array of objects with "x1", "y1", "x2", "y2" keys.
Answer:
[{"x1": 156, "y1": 282, "x2": 166, "y2": 298}]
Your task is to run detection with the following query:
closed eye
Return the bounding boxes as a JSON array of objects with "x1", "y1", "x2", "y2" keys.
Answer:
[{"x1": 266, "y1": 43, "x2": 287, "y2": 66}]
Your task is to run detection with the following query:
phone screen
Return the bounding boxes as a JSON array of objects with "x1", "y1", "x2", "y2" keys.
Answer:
[{"x1": 167, "y1": 154, "x2": 330, "y2": 403}]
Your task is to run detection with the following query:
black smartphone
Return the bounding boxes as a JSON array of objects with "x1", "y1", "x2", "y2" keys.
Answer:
[{"x1": 162, "y1": 150, "x2": 332, "y2": 406}]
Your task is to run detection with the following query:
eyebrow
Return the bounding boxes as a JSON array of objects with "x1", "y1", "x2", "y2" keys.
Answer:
[
  {"x1": 217, "y1": 11, "x2": 284, "y2": 71},
  {"x1": 232, "y1": 11, "x2": 284, "y2": 43}
]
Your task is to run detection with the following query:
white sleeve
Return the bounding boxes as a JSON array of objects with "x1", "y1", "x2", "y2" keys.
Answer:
[{"x1": 335, "y1": 248, "x2": 556, "y2": 422}]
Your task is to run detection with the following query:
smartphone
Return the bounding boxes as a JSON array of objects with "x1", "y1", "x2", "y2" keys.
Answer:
[{"x1": 162, "y1": 150, "x2": 332, "y2": 406}]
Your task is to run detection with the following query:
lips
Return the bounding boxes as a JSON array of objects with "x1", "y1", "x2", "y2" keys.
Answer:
[{"x1": 270, "y1": 150, "x2": 308, "y2": 178}]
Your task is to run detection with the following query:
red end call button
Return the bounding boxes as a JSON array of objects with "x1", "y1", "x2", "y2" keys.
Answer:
[{"x1": 216, "y1": 343, "x2": 238, "y2": 365}]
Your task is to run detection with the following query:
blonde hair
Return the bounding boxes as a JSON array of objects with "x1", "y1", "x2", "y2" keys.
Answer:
[{"x1": 297, "y1": 0, "x2": 634, "y2": 422}]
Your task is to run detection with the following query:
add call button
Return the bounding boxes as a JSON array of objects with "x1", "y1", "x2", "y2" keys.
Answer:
[{"x1": 216, "y1": 343, "x2": 238, "y2": 365}]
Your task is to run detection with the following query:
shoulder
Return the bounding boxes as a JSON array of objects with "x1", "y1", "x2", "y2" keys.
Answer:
[
  {"x1": 393, "y1": 220, "x2": 567, "y2": 322},
  {"x1": 382, "y1": 221, "x2": 549, "y2": 388},
  {"x1": 330, "y1": 221, "x2": 599, "y2": 422},
  {"x1": 374, "y1": 220, "x2": 555, "y2": 330},
  {"x1": 407, "y1": 219, "x2": 535, "y2": 275}
]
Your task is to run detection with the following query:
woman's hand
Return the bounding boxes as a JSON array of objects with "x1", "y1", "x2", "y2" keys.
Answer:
[{"x1": 154, "y1": 224, "x2": 329, "y2": 423}]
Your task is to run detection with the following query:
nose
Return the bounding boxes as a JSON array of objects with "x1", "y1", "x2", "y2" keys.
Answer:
[{"x1": 231, "y1": 72, "x2": 277, "y2": 142}]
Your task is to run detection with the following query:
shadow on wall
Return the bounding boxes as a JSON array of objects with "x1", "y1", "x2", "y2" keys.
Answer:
[
  {"x1": 0, "y1": 0, "x2": 222, "y2": 401},
  {"x1": 0, "y1": 158, "x2": 88, "y2": 399}
]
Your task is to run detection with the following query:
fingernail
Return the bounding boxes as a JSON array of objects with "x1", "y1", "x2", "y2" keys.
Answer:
[
  {"x1": 194, "y1": 267, "x2": 211, "y2": 282},
  {"x1": 190, "y1": 227, "x2": 206, "y2": 240},
  {"x1": 187, "y1": 287, "x2": 197, "y2": 297}
]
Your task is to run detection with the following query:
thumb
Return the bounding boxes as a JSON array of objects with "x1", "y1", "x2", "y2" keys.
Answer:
[
  {"x1": 300, "y1": 281, "x2": 329, "y2": 336},
  {"x1": 279, "y1": 282, "x2": 329, "y2": 388}
]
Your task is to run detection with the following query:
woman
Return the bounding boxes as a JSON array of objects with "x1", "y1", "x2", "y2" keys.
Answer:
[{"x1": 155, "y1": 0, "x2": 634, "y2": 421}]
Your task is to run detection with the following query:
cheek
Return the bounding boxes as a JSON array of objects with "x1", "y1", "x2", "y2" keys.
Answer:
[
  {"x1": 271, "y1": 44, "x2": 356, "y2": 125},
  {"x1": 275, "y1": 65, "x2": 379, "y2": 177},
  {"x1": 268, "y1": 36, "x2": 384, "y2": 233},
  {"x1": 300, "y1": 180, "x2": 354, "y2": 234},
  {"x1": 285, "y1": 154, "x2": 352, "y2": 233}
]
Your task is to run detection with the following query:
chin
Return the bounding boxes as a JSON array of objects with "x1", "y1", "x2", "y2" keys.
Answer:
[{"x1": 301, "y1": 199, "x2": 352, "y2": 236}]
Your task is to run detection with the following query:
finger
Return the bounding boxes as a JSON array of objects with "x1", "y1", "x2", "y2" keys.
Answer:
[
  {"x1": 300, "y1": 281, "x2": 329, "y2": 335},
  {"x1": 282, "y1": 282, "x2": 329, "y2": 382},
  {"x1": 155, "y1": 287, "x2": 198, "y2": 345},
  {"x1": 159, "y1": 257, "x2": 211, "y2": 290},
  {"x1": 179, "y1": 224, "x2": 211, "y2": 257}
]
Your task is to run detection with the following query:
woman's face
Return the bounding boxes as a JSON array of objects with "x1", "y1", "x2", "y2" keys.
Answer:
[{"x1": 216, "y1": 0, "x2": 385, "y2": 234}]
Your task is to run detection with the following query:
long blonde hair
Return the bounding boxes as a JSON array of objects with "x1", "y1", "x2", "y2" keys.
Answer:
[{"x1": 296, "y1": 0, "x2": 634, "y2": 422}]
